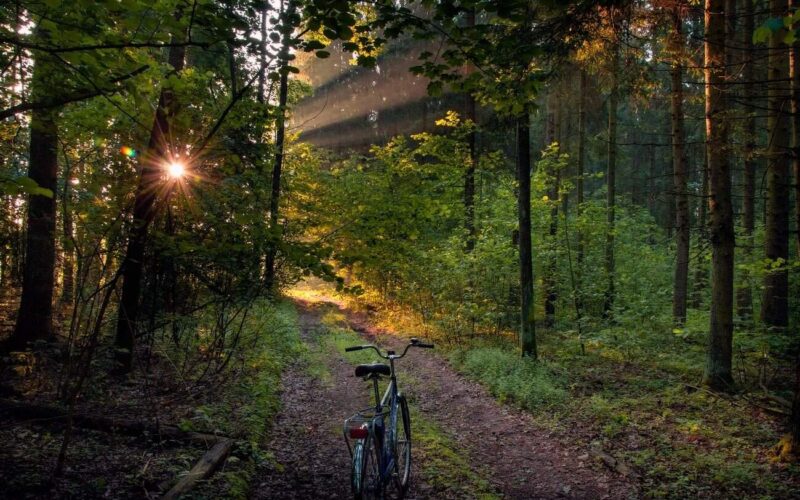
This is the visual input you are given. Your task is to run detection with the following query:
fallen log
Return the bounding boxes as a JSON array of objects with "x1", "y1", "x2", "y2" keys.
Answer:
[
  {"x1": 162, "y1": 438, "x2": 233, "y2": 500},
  {"x1": 0, "y1": 398, "x2": 224, "y2": 445}
]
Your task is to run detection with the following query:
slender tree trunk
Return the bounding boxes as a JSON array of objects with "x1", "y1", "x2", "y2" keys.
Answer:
[
  {"x1": 464, "y1": 95, "x2": 476, "y2": 252},
  {"x1": 545, "y1": 99, "x2": 558, "y2": 329},
  {"x1": 517, "y1": 110, "x2": 536, "y2": 359},
  {"x1": 692, "y1": 154, "x2": 710, "y2": 308},
  {"x1": 761, "y1": 0, "x2": 791, "y2": 329},
  {"x1": 8, "y1": 51, "x2": 58, "y2": 349},
  {"x1": 792, "y1": 348, "x2": 800, "y2": 451},
  {"x1": 576, "y1": 70, "x2": 586, "y2": 276},
  {"x1": 257, "y1": 4, "x2": 268, "y2": 103},
  {"x1": 703, "y1": 0, "x2": 734, "y2": 390},
  {"x1": 737, "y1": 0, "x2": 756, "y2": 319},
  {"x1": 264, "y1": 1, "x2": 296, "y2": 291},
  {"x1": 671, "y1": 4, "x2": 690, "y2": 326},
  {"x1": 114, "y1": 40, "x2": 186, "y2": 373},
  {"x1": 464, "y1": 9, "x2": 477, "y2": 253},
  {"x1": 603, "y1": 47, "x2": 619, "y2": 320},
  {"x1": 61, "y1": 176, "x2": 74, "y2": 305}
]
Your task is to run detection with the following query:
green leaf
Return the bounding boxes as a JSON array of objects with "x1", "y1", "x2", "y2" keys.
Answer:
[
  {"x1": 315, "y1": 50, "x2": 330, "y2": 58},
  {"x1": 754, "y1": 25, "x2": 771, "y2": 43}
]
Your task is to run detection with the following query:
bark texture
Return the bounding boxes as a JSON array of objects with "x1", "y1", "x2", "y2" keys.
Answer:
[
  {"x1": 670, "y1": 4, "x2": 690, "y2": 326},
  {"x1": 760, "y1": 0, "x2": 791, "y2": 330},
  {"x1": 9, "y1": 47, "x2": 59, "y2": 349},
  {"x1": 703, "y1": 0, "x2": 734, "y2": 390},
  {"x1": 517, "y1": 111, "x2": 536, "y2": 358},
  {"x1": 603, "y1": 48, "x2": 619, "y2": 321},
  {"x1": 737, "y1": 0, "x2": 756, "y2": 319}
]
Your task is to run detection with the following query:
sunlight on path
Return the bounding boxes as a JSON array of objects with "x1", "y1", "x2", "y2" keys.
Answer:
[{"x1": 284, "y1": 277, "x2": 346, "y2": 307}]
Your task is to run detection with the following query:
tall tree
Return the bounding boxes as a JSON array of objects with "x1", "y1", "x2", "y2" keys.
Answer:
[
  {"x1": 544, "y1": 95, "x2": 558, "y2": 329},
  {"x1": 7, "y1": 32, "x2": 59, "y2": 349},
  {"x1": 761, "y1": 0, "x2": 791, "y2": 329},
  {"x1": 737, "y1": 0, "x2": 756, "y2": 319},
  {"x1": 264, "y1": 0, "x2": 298, "y2": 292},
  {"x1": 703, "y1": 0, "x2": 734, "y2": 390},
  {"x1": 576, "y1": 69, "x2": 587, "y2": 277},
  {"x1": 603, "y1": 45, "x2": 619, "y2": 320},
  {"x1": 670, "y1": 2, "x2": 690, "y2": 326},
  {"x1": 518, "y1": 110, "x2": 536, "y2": 359},
  {"x1": 61, "y1": 168, "x2": 75, "y2": 306},
  {"x1": 114, "y1": 38, "x2": 187, "y2": 373},
  {"x1": 464, "y1": 9, "x2": 477, "y2": 253},
  {"x1": 8, "y1": 73, "x2": 58, "y2": 348}
]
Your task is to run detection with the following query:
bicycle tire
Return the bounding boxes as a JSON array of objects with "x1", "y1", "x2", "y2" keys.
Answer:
[
  {"x1": 353, "y1": 431, "x2": 383, "y2": 500},
  {"x1": 393, "y1": 395, "x2": 412, "y2": 497}
]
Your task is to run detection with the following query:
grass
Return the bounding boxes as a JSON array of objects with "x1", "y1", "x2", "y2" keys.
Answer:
[{"x1": 448, "y1": 345, "x2": 567, "y2": 412}]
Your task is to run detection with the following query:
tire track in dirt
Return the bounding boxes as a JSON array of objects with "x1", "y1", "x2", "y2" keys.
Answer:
[
  {"x1": 344, "y1": 307, "x2": 638, "y2": 500},
  {"x1": 251, "y1": 300, "x2": 436, "y2": 499},
  {"x1": 253, "y1": 298, "x2": 637, "y2": 499}
]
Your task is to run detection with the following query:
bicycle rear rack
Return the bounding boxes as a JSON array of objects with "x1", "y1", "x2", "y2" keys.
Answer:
[{"x1": 343, "y1": 407, "x2": 385, "y2": 458}]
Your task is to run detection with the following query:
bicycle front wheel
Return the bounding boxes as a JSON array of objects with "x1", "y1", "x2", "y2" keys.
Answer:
[
  {"x1": 353, "y1": 431, "x2": 383, "y2": 500},
  {"x1": 393, "y1": 395, "x2": 411, "y2": 496}
]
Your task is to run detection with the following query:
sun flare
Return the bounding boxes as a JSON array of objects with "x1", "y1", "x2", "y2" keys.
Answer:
[{"x1": 167, "y1": 161, "x2": 185, "y2": 179}]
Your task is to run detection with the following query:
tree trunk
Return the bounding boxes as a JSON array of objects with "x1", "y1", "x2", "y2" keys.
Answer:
[
  {"x1": 603, "y1": 47, "x2": 619, "y2": 321},
  {"x1": 114, "y1": 40, "x2": 186, "y2": 374},
  {"x1": 737, "y1": 0, "x2": 756, "y2": 320},
  {"x1": 257, "y1": 4, "x2": 268, "y2": 103},
  {"x1": 576, "y1": 70, "x2": 586, "y2": 278},
  {"x1": 264, "y1": 2, "x2": 296, "y2": 292},
  {"x1": 517, "y1": 111, "x2": 536, "y2": 359},
  {"x1": 671, "y1": 4, "x2": 690, "y2": 326},
  {"x1": 703, "y1": 0, "x2": 734, "y2": 390},
  {"x1": 792, "y1": 348, "x2": 800, "y2": 452},
  {"x1": 464, "y1": 9, "x2": 477, "y2": 253},
  {"x1": 61, "y1": 175, "x2": 75, "y2": 305},
  {"x1": 761, "y1": 0, "x2": 791, "y2": 330},
  {"x1": 544, "y1": 100, "x2": 558, "y2": 329},
  {"x1": 692, "y1": 153, "x2": 709, "y2": 308},
  {"x1": 8, "y1": 50, "x2": 59, "y2": 349}
]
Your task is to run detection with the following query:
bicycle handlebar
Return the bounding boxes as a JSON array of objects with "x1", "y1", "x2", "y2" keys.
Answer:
[{"x1": 344, "y1": 337, "x2": 434, "y2": 358}]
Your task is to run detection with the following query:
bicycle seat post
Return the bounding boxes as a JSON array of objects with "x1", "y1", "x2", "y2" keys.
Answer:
[{"x1": 372, "y1": 376, "x2": 381, "y2": 410}]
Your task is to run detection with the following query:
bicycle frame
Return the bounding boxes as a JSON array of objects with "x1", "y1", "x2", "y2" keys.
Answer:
[
  {"x1": 344, "y1": 338, "x2": 433, "y2": 496},
  {"x1": 372, "y1": 356, "x2": 400, "y2": 483}
]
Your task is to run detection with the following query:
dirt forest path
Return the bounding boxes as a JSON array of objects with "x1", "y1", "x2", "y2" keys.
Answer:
[{"x1": 251, "y1": 298, "x2": 637, "y2": 499}]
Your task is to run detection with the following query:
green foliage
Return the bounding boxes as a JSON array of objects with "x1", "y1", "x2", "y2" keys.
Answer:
[
  {"x1": 0, "y1": 175, "x2": 53, "y2": 197},
  {"x1": 185, "y1": 300, "x2": 304, "y2": 498},
  {"x1": 449, "y1": 346, "x2": 567, "y2": 410}
]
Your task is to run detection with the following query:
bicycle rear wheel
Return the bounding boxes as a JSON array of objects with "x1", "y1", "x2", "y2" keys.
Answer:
[
  {"x1": 392, "y1": 395, "x2": 411, "y2": 496},
  {"x1": 353, "y1": 431, "x2": 383, "y2": 500}
]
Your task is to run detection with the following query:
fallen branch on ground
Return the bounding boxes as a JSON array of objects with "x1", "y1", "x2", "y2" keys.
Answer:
[
  {"x1": 0, "y1": 398, "x2": 226, "y2": 445},
  {"x1": 162, "y1": 438, "x2": 233, "y2": 500}
]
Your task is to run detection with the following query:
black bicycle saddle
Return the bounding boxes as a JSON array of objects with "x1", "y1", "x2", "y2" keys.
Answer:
[{"x1": 355, "y1": 363, "x2": 391, "y2": 378}]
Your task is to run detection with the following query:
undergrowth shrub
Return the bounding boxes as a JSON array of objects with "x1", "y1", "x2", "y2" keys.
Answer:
[{"x1": 449, "y1": 347, "x2": 566, "y2": 410}]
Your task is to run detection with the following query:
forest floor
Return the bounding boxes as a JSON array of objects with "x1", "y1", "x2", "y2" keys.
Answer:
[
  {"x1": 251, "y1": 297, "x2": 635, "y2": 499},
  {"x1": 2, "y1": 284, "x2": 798, "y2": 499}
]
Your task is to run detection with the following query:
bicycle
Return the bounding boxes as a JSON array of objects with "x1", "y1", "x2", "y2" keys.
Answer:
[{"x1": 343, "y1": 337, "x2": 434, "y2": 499}]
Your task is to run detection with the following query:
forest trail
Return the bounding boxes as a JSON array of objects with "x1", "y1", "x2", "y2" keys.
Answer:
[{"x1": 251, "y1": 297, "x2": 637, "y2": 499}]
